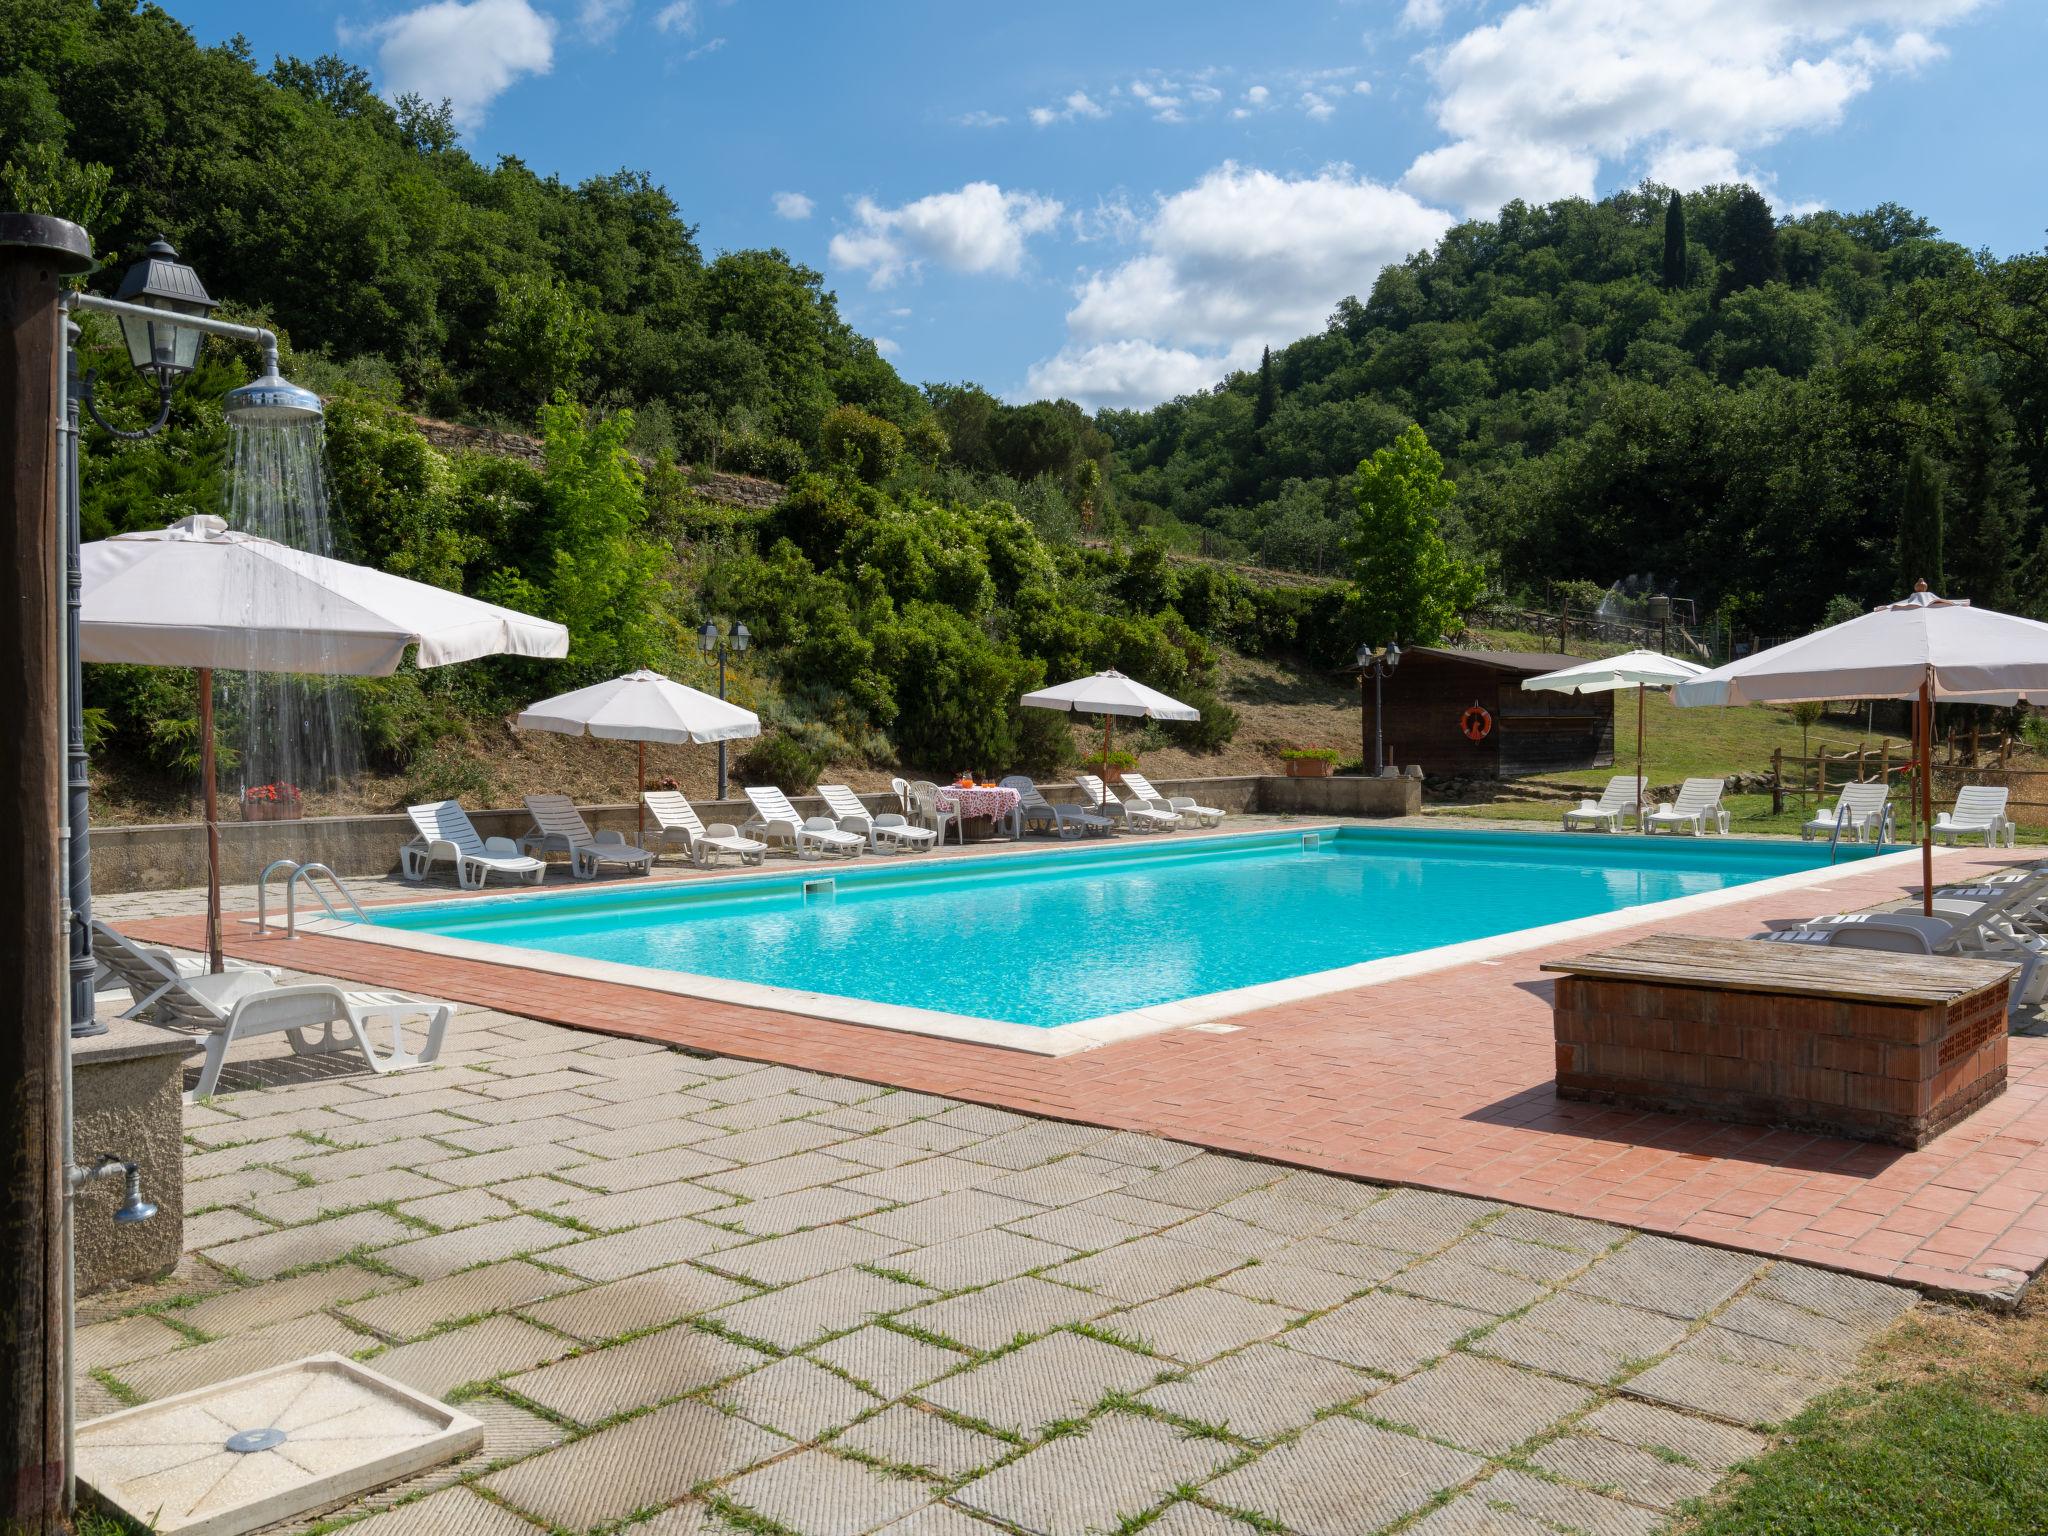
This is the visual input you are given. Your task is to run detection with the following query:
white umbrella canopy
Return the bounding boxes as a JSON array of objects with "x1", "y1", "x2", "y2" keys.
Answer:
[
  {"x1": 516, "y1": 670, "x2": 760, "y2": 840},
  {"x1": 1522, "y1": 650, "x2": 1710, "y2": 814},
  {"x1": 1020, "y1": 669, "x2": 1199, "y2": 798},
  {"x1": 80, "y1": 515, "x2": 570, "y2": 970},
  {"x1": 1674, "y1": 585, "x2": 2048, "y2": 912}
]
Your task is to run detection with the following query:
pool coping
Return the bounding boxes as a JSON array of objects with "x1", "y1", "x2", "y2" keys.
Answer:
[{"x1": 301, "y1": 828, "x2": 1935, "y2": 1057}]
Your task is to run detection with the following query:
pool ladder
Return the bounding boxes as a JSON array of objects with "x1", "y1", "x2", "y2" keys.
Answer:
[
  {"x1": 1825, "y1": 802, "x2": 1896, "y2": 863},
  {"x1": 256, "y1": 858, "x2": 369, "y2": 936}
]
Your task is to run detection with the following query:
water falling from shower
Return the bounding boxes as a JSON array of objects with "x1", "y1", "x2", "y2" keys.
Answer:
[{"x1": 220, "y1": 414, "x2": 363, "y2": 803}]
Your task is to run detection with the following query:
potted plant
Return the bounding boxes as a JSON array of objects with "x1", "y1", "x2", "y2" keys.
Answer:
[
  {"x1": 1078, "y1": 747, "x2": 1138, "y2": 783},
  {"x1": 240, "y1": 781, "x2": 304, "y2": 821},
  {"x1": 1280, "y1": 747, "x2": 1340, "y2": 779}
]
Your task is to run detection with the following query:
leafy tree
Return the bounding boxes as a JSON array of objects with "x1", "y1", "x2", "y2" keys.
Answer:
[
  {"x1": 819, "y1": 405, "x2": 904, "y2": 483},
  {"x1": 1897, "y1": 446, "x2": 1945, "y2": 595},
  {"x1": 1253, "y1": 345, "x2": 1278, "y2": 429},
  {"x1": 1944, "y1": 378, "x2": 2034, "y2": 611},
  {"x1": 1716, "y1": 185, "x2": 1782, "y2": 298},
  {"x1": 1344, "y1": 426, "x2": 1483, "y2": 648},
  {"x1": 1661, "y1": 190, "x2": 1687, "y2": 290}
]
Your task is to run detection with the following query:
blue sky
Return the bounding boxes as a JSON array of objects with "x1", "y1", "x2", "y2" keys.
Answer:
[{"x1": 171, "y1": 0, "x2": 2047, "y2": 409}]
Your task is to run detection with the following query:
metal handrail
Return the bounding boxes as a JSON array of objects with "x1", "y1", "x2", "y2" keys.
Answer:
[
  {"x1": 1828, "y1": 799, "x2": 1899, "y2": 863},
  {"x1": 277, "y1": 862, "x2": 368, "y2": 936},
  {"x1": 255, "y1": 857, "x2": 301, "y2": 934}
]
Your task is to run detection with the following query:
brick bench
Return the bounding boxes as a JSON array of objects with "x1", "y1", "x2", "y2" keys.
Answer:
[{"x1": 1543, "y1": 934, "x2": 2015, "y2": 1148}]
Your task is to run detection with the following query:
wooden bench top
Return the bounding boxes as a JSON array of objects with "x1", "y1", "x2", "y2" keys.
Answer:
[{"x1": 1540, "y1": 934, "x2": 2016, "y2": 1007}]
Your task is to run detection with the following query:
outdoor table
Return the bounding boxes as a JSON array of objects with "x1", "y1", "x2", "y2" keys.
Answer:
[{"x1": 937, "y1": 784, "x2": 1023, "y2": 840}]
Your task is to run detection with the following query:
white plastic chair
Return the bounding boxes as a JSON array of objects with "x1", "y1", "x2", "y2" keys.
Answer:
[
  {"x1": 906, "y1": 780, "x2": 964, "y2": 846},
  {"x1": 1643, "y1": 777, "x2": 1730, "y2": 836},
  {"x1": 401, "y1": 800, "x2": 548, "y2": 888},
  {"x1": 642, "y1": 790, "x2": 767, "y2": 867},
  {"x1": 1801, "y1": 781, "x2": 1892, "y2": 842},
  {"x1": 1562, "y1": 776, "x2": 1649, "y2": 833},
  {"x1": 1122, "y1": 772, "x2": 1222, "y2": 827},
  {"x1": 520, "y1": 794, "x2": 656, "y2": 878},
  {"x1": 742, "y1": 786, "x2": 865, "y2": 858},
  {"x1": 1935, "y1": 786, "x2": 2017, "y2": 848},
  {"x1": 1075, "y1": 774, "x2": 1179, "y2": 831},
  {"x1": 819, "y1": 784, "x2": 934, "y2": 852}
]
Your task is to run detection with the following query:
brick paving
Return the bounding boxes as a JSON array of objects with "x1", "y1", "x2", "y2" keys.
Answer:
[
  {"x1": 120, "y1": 836, "x2": 2048, "y2": 1300},
  {"x1": 83, "y1": 1005, "x2": 1919, "y2": 1536}
]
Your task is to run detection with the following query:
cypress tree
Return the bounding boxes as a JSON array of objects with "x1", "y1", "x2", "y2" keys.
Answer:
[
  {"x1": 1253, "y1": 345, "x2": 1278, "y2": 429},
  {"x1": 1716, "y1": 185, "x2": 1781, "y2": 298},
  {"x1": 1661, "y1": 190, "x2": 1686, "y2": 289},
  {"x1": 1896, "y1": 446, "x2": 1946, "y2": 595},
  {"x1": 1944, "y1": 379, "x2": 2033, "y2": 609}
]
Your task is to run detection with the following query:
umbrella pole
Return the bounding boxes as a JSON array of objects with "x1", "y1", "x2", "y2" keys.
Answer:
[
  {"x1": 636, "y1": 740, "x2": 645, "y2": 847},
  {"x1": 1103, "y1": 715, "x2": 1114, "y2": 804},
  {"x1": 199, "y1": 667, "x2": 222, "y2": 974},
  {"x1": 1636, "y1": 683, "x2": 1646, "y2": 823},
  {"x1": 1920, "y1": 677, "x2": 1934, "y2": 918}
]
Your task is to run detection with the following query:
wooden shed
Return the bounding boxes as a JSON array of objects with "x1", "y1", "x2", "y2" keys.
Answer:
[{"x1": 1362, "y1": 647, "x2": 1615, "y2": 778}]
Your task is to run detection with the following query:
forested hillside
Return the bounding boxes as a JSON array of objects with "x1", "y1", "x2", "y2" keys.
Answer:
[{"x1": 1103, "y1": 187, "x2": 2048, "y2": 630}]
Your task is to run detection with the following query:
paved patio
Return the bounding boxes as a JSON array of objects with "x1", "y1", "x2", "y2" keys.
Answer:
[
  {"x1": 118, "y1": 829, "x2": 2048, "y2": 1301},
  {"x1": 82, "y1": 992, "x2": 1922, "y2": 1536}
]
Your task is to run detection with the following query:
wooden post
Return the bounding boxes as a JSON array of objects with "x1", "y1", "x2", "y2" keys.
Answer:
[
  {"x1": 1880, "y1": 738, "x2": 1890, "y2": 787},
  {"x1": 1970, "y1": 721, "x2": 1980, "y2": 766},
  {"x1": 1557, "y1": 600, "x2": 1568, "y2": 653},
  {"x1": 0, "y1": 212, "x2": 91, "y2": 1535},
  {"x1": 1771, "y1": 747, "x2": 1783, "y2": 815}
]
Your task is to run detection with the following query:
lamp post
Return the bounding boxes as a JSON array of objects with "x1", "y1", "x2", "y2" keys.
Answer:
[
  {"x1": 697, "y1": 620, "x2": 750, "y2": 799},
  {"x1": 1356, "y1": 641, "x2": 1401, "y2": 774}
]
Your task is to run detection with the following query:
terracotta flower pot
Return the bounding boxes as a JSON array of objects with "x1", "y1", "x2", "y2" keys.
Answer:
[{"x1": 1285, "y1": 758, "x2": 1335, "y2": 778}]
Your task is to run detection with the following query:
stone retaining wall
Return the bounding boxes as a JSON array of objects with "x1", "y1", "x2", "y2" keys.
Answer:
[
  {"x1": 86, "y1": 775, "x2": 1411, "y2": 892},
  {"x1": 411, "y1": 416, "x2": 787, "y2": 511}
]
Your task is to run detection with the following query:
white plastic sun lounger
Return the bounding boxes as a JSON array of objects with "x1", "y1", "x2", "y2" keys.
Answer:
[
  {"x1": 1801, "y1": 781, "x2": 1892, "y2": 843},
  {"x1": 1643, "y1": 777, "x2": 1729, "y2": 836},
  {"x1": 1762, "y1": 911, "x2": 2041, "y2": 1019},
  {"x1": 743, "y1": 786, "x2": 865, "y2": 858},
  {"x1": 92, "y1": 918, "x2": 279, "y2": 1019},
  {"x1": 818, "y1": 784, "x2": 935, "y2": 852},
  {"x1": 1562, "y1": 776, "x2": 1648, "y2": 833},
  {"x1": 642, "y1": 790, "x2": 767, "y2": 868},
  {"x1": 401, "y1": 800, "x2": 548, "y2": 888},
  {"x1": 1075, "y1": 774, "x2": 1179, "y2": 830},
  {"x1": 1001, "y1": 776, "x2": 1111, "y2": 839},
  {"x1": 162, "y1": 971, "x2": 453, "y2": 1102},
  {"x1": 520, "y1": 794, "x2": 656, "y2": 878},
  {"x1": 1121, "y1": 772, "x2": 1223, "y2": 827},
  {"x1": 1934, "y1": 785, "x2": 2017, "y2": 848}
]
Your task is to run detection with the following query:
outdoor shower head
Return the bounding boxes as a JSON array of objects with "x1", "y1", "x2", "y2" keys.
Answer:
[{"x1": 223, "y1": 345, "x2": 323, "y2": 424}]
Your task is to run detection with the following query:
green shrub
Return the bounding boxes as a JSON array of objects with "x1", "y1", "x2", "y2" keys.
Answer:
[
  {"x1": 1280, "y1": 746, "x2": 1342, "y2": 763},
  {"x1": 1079, "y1": 747, "x2": 1139, "y2": 773},
  {"x1": 736, "y1": 731, "x2": 826, "y2": 789},
  {"x1": 1164, "y1": 686, "x2": 1239, "y2": 751},
  {"x1": 820, "y1": 405, "x2": 906, "y2": 484},
  {"x1": 723, "y1": 431, "x2": 807, "y2": 483},
  {"x1": 402, "y1": 739, "x2": 495, "y2": 804}
]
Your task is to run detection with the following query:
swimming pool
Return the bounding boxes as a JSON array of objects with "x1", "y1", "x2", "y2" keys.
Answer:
[{"x1": 356, "y1": 826, "x2": 1892, "y2": 1052}]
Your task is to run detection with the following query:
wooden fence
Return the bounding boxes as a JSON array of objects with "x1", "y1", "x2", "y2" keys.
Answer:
[{"x1": 1767, "y1": 741, "x2": 2041, "y2": 832}]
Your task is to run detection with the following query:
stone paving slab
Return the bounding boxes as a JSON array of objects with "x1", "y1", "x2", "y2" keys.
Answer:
[
  {"x1": 833, "y1": 1403, "x2": 1008, "y2": 1478},
  {"x1": 248, "y1": 1167, "x2": 451, "y2": 1224},
  {"x1": 1470, "y1": 1293, "x2": 1692, "y2": 1387},
  {"x1": 1044, "y1": 1236, "x2": 1244, "y2": 1301},
  {"x1": 377, "y1": 1213, "x2": 582, "y2": 1279},
  {"x1": 343, "y1": 1259, "x2": 583, "y2": 1340},
  {"x1": 1580, "y1": 1397, "x2": 1768, "y2": 1471},
  {"x1": 371, "y1": 1314, "x2": 574, "y2": 1397},
  {"x1": 1389, "y1": 1254, "x2": 1553, "y2": 1317},
  {"x1": 897, "y1": 1277, "x2": 1116, "y2": 1353},
  {"x1": 71, "y1": 1314, "x2": 189, "y2": 1374},
  {"x1": 977, "y1": 1155, "x2": 1136, "y2": 1208},
  {"x1": 550, "y1": 1216, "x2": 747, "y2": 1281},
  {"x1": 1623, "y1": 1353, "x2": 1832, "y2": 1427},
  {"x1": 1328, "y1": 1191, "x2": 1504, "y2": 1254},
  {"x1": 399, "y1": 1188, "x2": 524, "y2": 1230},
  {"x1": 509, "y1": 1323, "x2": 766, "y2": 1424},
  {"x1": 481, "y1": 1397, "x2": 784, "y2": 1530},
  {"x1": 180, "y1": 1209, "x2": 272, "y2": 1249},
  {"x1": 1204, "y1": 1415, "x2": 1485, "y2": 1536},
  {"x1": 1751, "y1": 1263, "x2": 1919, "y2": 1329},
  {"x1": 713, "y1": 1354, "x2": 882, "y2": 1440},
  {"x1": 1281, "y1": 1291, "x2": 1490, "y2": 1376},
  {"x1": 1102, "y1": 1287, "x2": 1294, "y2": 1364},
  {"x1": 811, "y1": 1325, "x2": 969, "y2": 1399},
  {"x1": 893, "y1": 1230, "x2": 1073, "y2": 1291},
  {"x1": 1000, "y1": 1206, "x2": 1150, "y2": 1255},
  {"x1": 1137, "y1": 1342, "x2": 1371, "y2": 1440},
  {"x1": 1360, "y1": 1353, "x2": 1592, "y2": 1455},
  {"x1": 722, "y1": 1185, "x2": 888, "y2": 1237},
  {"x1": 952, "y1": 1412, "x2": 1235, "y2": 1536},
  {"x1": 706, "y1": 1225, "x2": 912, "y2": 1286},
  {"x1": 701, "y1": 1151, "x2": 875, "y2": 1199},
  {"x1": 917, "y1": 1331, "x2": 1163, "y2": 1436},
  {"x1": 1461, "y1": 1469, "x2": 1663, "y2": 1536},
  {"x1": 1570, "y1": 1235, "x2": 1762, "y2": 1320},
  {"x1": 567, "y1": 1181, "x2": 740, "y2": 1231},
  {"x1": 859, "y1": 1191, "x2": 1043, "y2": 1247},
  {"x1": 1265, "y1": 1235, "x2": 1411, "y2": 1284},
  {"x1": 720, "y1": 1448, "x2": 933, "y2": 1536},
  {"x1": 1208, "y1": 1259, "x2": 1361, "y2": 1312},
  {"x1": 175, "y1": 1264, "x2": 400, "y2": 1335},
  {"x1": 112, "y1": 1313, "x2": 367, "y2": 1400},
  {"x1": 1163, "y1": 1212, "x2": 1298, "y2": 1260},
  {"x1": 1118, "y1": 1155, "x2": 1284, "y2": 1211},
  {"x1": 521, "y1": 1264, "x2": 760, "y2": 1341},
  {"x1": 1530, "y1": 1432, "x2": 1721, "y2": 1509},
  {"x1": 199, "y1": 1208, "x2": 415, "y2": 1278},
  {"x1": 1451, "y1": 1230, "x2": 1596, "y2": 1284},
  {"x1": 711, "y1": 1268, "x2": 932, "y2": 1352},
  {"x1": 1143, "y1": 1505, "x2": 1261, "y2": 1536},
  {"x1": 331, "y1": 1486, "x2": 542, "y2": 1536}
]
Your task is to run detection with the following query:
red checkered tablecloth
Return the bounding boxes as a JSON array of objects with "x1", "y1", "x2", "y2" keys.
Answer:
[{"x1": 936, "y1": 785, "x2": 1022, "y2": 821}]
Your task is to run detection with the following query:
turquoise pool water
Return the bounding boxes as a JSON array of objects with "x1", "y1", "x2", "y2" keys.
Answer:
[{"x1": 372, "y1": 827, "x2": 1873, "y2": 1028}]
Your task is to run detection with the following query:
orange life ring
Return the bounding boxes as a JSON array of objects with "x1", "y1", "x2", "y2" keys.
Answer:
[{"x1": 1460, "y1": 703, "x2": 1493, "y2": 743}]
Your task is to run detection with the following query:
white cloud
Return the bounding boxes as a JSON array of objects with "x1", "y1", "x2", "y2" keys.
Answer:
[
  {"x1": 653, "y1": 0, "x2": 695, "y2": 34},
  {"x1": 686, "y1": 36, "x2": 725, "y2": 59},
  {"x1": 1353, "y1": 79, "x2": 1373, "y2": 95},
  {"x1": 1031, "y1": 162, "x2": 1453, "y2": 407},
  {"x1": 365, "y1": 0, "x2": 554, "y2": 131},
  {"x1": 1301, "y1": 90, "x2": 1334, "y2": 121},
  {"x1": 1244, "y1": 84, "x2": 1270, "y2": 105},
  {"x1": 956, "y1": 109, "x2": 1008, "y2": 128},
  {"x1": 576, "y1": 0, "x2": 630, "y2": 44},
  {"x1": 874, "y1": 337, "x2": 902, "y2": 358},
  {"x1": 1028, "y1": 89, "x2": 1109, "y2": 127},
  {"x1": 1026, "y1": 340, "x2": 1229, "y2": 411},
  {"x1": 1404, "y1": 0, "x2": 1985, "y2": 215},
  {"x1": 771, "y1": 191, "x2": 813, "y2": 220},
  {"x1": 829, "y1": 181, "x2": 1065, "y2": 287},
  {"x1": 1131, "y1": 78, "x2": 1184, "y2": 122}
]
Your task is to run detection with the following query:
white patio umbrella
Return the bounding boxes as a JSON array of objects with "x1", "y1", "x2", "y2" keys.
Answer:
[
  {"x1": 1521, "y1": 650, "x2": 1709, "y2": 819},
  {"x1": 1020, "y1": 669, "x2": 1199, "y2": 803},
  {"x1": 1675, "y1": 583, "x2": 2048, "y2": 912},
  {"x1": 514, "y1": 669, "x2": 760, "y2": 843},
  {"x1": 82, "y1": 515, "x2": 570, "y2": 970}
]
